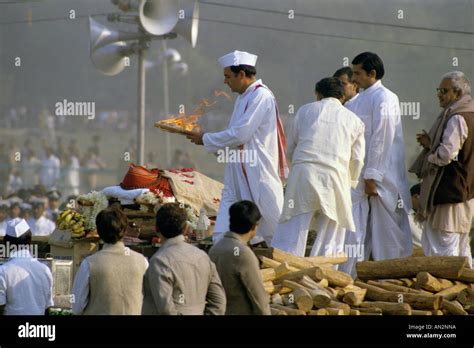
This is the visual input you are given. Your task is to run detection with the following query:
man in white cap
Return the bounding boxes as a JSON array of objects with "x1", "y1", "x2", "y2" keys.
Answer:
[
  {"x1": 187, "y1": 50, "x2": 288, "y2": 245},
  {"x1": 27, "y1": 198, "x2": 56, "y2": 236},
  {"x1": 0, "y1": 218, "x2": 54, "y2": 315}
]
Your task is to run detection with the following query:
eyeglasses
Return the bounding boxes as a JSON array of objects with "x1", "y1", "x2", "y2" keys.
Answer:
[{"x1": 436, "y1": 87, "x2": 455, "y2": 94}]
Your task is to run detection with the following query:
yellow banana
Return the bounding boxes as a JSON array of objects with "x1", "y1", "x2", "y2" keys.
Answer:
[{"x1": 72, "y1": 224, "x2": 84, "y2": 232}]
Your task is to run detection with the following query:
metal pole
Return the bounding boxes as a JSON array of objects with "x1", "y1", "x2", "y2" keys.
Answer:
[
  {"x1": 162, "y1": 40, "x2": 171, "y2": 167},
  {"x1": 137, "y1": 43, "x2": 146, "y2": 166}
]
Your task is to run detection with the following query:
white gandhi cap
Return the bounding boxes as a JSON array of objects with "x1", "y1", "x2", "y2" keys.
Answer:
[
  {"x1": 6, "y1": 218, "x2": 30, "y2": 238},
  {"x1": 218, "y1": 50, "x2": 258, "y2": 68}
]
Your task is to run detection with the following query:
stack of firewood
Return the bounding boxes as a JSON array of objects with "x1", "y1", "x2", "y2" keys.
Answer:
[{"x1": 257, "y1": 248, "x2": 474, "y2": 315}]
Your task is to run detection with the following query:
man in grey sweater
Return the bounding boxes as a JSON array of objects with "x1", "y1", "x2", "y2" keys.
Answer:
[
  {"x1": 209, "y1": 201, "x2": 270, "y2": 315},
  {"x1": 142, "y1": 203, "x2": 226, "y2": 315}
]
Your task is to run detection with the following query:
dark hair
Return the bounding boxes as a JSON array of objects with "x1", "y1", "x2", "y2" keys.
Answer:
[
  {"x1": 229, "y1": 200, "x2": 262, "y2": 234},
  {"x1": 4, "y1": 230, "x2": 32, "y2": 247},
  {"x1": 95, "y1": 207, "x2": 128, "y2": 244},
  {"x1": 351, "y1": 52, "x2": 385, "y2": 80},
  {"x1": 315, "y1": 77, "x2": 345, "y2": 99},
  {"x1": 155, "y1": 203, "x2": 188, "y2": 238},
  {"x1": 410, "y1": 183, "x2": 421, "y2": 196},
  {"x1": 230, "y1": 65, "x2": 256, "y2": 78},
  {"x1": 333, "y1": 67, "x2": 353, "y2": 80}
]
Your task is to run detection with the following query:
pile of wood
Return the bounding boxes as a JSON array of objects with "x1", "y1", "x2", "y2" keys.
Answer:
[{"x1": 257, "y1": 248, "x2": 474, "y2": 316}]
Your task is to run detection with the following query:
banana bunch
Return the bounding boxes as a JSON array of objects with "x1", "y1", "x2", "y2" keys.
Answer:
[{"x1": 57, "y1": 209, "x2": 86, "y2": 239}]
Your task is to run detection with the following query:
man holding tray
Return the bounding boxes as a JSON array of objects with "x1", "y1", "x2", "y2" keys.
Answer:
[{"x1": 187, "y1": 50, "x2": 288, "y2": 245}]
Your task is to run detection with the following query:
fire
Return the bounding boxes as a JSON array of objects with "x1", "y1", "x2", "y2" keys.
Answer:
[{"x1": 155, "y1": 89, "x2": 232, "y2": 135}]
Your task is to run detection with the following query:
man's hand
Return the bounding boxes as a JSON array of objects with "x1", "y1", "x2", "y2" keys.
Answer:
[
  {"x1": 364, "y1": 179, "x2": 378, "y2": 196},
  {"x1": 416, "y1": 130, "x2": 431, "y2": 149},
  {"x1": 186, "y1": 131, "x2": 204, "y2": 146}
]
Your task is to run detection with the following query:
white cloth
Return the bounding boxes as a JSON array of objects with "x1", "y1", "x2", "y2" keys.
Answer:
[
  {"x1": 204, "y1": 79, "x2": 284, "y2": 243},
  {"x1": 422, "y1": 222, "x2": 472, "y2": 268},
  {"x1": 0, "y1": 220, "x2": 6, "y2": 237},
  {"x1": 344, "y1": 93, "x2": 360, "y2": 109},
  {"x1": 278, "y1": 98, "x2": 365, "y2": 230},
  {"x1": 102, "y1": 186, "x2": 150, "y2": 205},
  {"x1": 0, "y1": 250, "x2": 54, "y2": 315},
  {"x1": 71, "y1": 244, "x2": 149, "y2": 315},
  {"x1": 40, "y1": 155, "x2": 61, "y2": 190},
  {"x1": 27, "y1": 216, "x2": 56, "y2": 236},
  {"x1": 271, "y1": 212, "x2": 346, "y2": 263},
  {"x1": 341, "y1": 80, "x2": 413, "y2": 268}
]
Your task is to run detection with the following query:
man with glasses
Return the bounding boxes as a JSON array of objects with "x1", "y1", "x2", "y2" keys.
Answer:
[{"x1": 410, "y1": 71, "x2": 474, "y2": 267}]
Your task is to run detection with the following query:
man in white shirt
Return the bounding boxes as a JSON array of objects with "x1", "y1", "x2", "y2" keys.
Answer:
[
  {"x1": 271, "y1": 77, "x2": 365, "y2": 259},
  {"x1": 0, "y1": 218, "x2": 54, "y2": 315},
  {"x1": 339, "y1": 52, "x2": 413, "y2": 277},
  {"x1": 187, "y1": 50, "x2": 288, "y2": 245},
  {"x1": 0, "y1": 201, "x2": 10, "y2": 236},
  {"x1": 40, "y1": 147, "x2": 60, "y2": 191},
  {"x1": 27, "y1": 199, "x2": 56, "y2": 236}
]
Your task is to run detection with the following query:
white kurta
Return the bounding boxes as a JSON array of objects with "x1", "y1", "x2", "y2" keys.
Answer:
[
  {"x1": 271, "y1": 98, "x2": 365, "y2": 256},
  {"x1": 27, "y1": 216, "x2": 56, "y2": 236},
  {"x1": 203, "y1": 79, "x2": 285, "y2": 244},
  {"x1": 40, "y1": 155, "x2": 61, "y2": 190},
  {"x1": 339, "y1": 80, "x2": 412, "y2": 275}
]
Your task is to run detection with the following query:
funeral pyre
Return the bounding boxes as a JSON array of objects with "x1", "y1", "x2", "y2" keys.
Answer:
[{"x1": 259, "y1": 248, "x2": 474, "y2": 315}]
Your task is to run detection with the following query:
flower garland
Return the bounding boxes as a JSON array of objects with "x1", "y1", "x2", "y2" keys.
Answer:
[{"x1": 78, "y1": 191, "x2": 108, "y2": 231}]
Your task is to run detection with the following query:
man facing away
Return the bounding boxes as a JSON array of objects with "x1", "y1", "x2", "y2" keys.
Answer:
[
  {"x1": 410, "y1": 71, "x2": 474, "y2": 267},
  {"x1": 0, "y1": 218, "x2": 53, "y2": 315},
  {"x1": 72, "y1": 207, "x2": 148, "y2": 315},
  {"x1": 142, "y1": 203, "x2": 226, "y2": 315},
  {"x1": 271, "y1": 77, "x2": 365, "y2": 260},
  {"x1": 339, "y1": 52, "x2": 413, "y2": 277},
  {"x1": 186, "y1": 50, "x2": 288, "y2": 246},
  {"x1": 209, "y1": 200, "x2": 271, "y2": 315}
]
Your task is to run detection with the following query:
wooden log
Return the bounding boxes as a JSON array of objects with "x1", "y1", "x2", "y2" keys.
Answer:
[
  {"x1": 357, "y1": 307, "x2": 383, "y2": 314},
  {"x1": 443, "y1": 300, "x2": 468, "y2": 315},
  {"x1": 456, "y1": 288, "x2": 474, "y2": 306},
  {"x1": 415, "y1": 272, "x2": 454, "y2": 292},
  {"x1": 368, "y1": 280, "x2": 426, "y2": 294},
  {"x1": 325, "y1": 308, "x2": 345, "y2": 315},
  {"x1": 411, "y1": 310, "x2": 433, "y2": 315},
  {"x1": 308, "y1": 289, "x2": 332, "y2": 309},
  {"x1": 308, "y1": 308, "x2": 328, "y2": 316},
  {"x1": 263, "y1": 281, "x2": 274, "y2": 294},
  {"x1": 349, "y1": 309, "x2": 361, "y2": 315},
  {"x1": 355, "y1": 281, "x2": 443, "y2": 310},
  {"x1": 293, "y1": 288, "x2": 314, "y2": 312},
  {"x1": 356, "y1": 256, "x2": 467, "y2": 280},
  {"x1": 342, "y1": 285, "x2": 367, "y2": 306},
  {"x1": 464, "y1": 305, "x2": 474, "y2": 314},
  {"x1": 400, "y1": 278, "x2": 416, "y2": 287},
  {"x1": 274, "y1": 267, "x2": 321, "y2": 283},
  {"x1": 359, "y1": 312, "x2": 383, "y2": 316},
  {"x1": 327, "y1": 300, "x2": 351, "y2": 315},
  {"x1": 260, "y1": 268, "x2": 276, "y2": 282},
  {"x1": 270, "y1": 304, "x2": 306, "y2": 315},
  {"x1": 315, "y1": 267, "x2": 353, "y2": 288},
  {"x1": 359, "y1": 301, "x2": 412, "y2": 315},
  {"x1": 274, "y1": 262, "x2": 293, "y2": 279},
  {"x1": 270, "y1": 307, "x2": 288, "y2": 315},
  {"x1": 432, "y1": 310, "x2": 444, "y2": 315},
  {"x1": 259, "y1": 256, "x2": 299, "y2": 272},
  {"x1": 271, "y1": 293, "x2": 283, "y2": 305},
  {"x1": 305, "y1": 255, "x2": 348, "y2": 265},
  {"x1": 435, "y1": 283, "x2": 468, "y2": 301},
  {"x1": 382, "y1": 279, "x2": 406, "y2": 286},
  {"x1": 457, "y1": 268, "x2": 474, "y2": 283},
  {"x1": 277, "y1": 286, "x2": 292, "y2": 295}
]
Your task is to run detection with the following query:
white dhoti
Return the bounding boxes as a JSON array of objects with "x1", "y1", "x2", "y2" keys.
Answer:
[
  {"x1": 422, "y1": 222, "x2": 472, "y2": 268},
  {"x1": 271, "y1": 211, "x2": 346, "y2": 264},
  {"x1": 339, "y1": 196, "x2": 412, "y2": 277}
]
